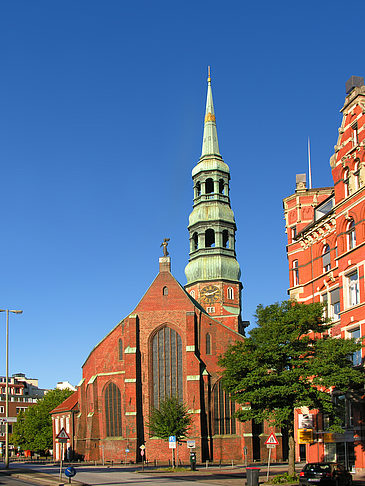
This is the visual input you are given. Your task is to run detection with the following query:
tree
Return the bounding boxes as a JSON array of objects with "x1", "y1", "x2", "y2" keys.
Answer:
[
  {"x1": 147, "y1": 396, "x2": 192, "y2": 466},
  {"x1": 219, "y1": 300, "x2": 364, "y2": 475},
  {"x1": 11, "y1": 388, "x2": 73, "y2": 454}
]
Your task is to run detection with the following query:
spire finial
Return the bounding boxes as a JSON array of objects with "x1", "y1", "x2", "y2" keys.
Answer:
[{"x1": 207, "y1": 66, "x2": 211, "y2": 83}]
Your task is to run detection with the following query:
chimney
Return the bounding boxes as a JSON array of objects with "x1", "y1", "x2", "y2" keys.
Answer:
[
  {"x1": 345, "y1": 76, "x2": 364, "y2": 95},
  {"x1": 296, "y1": 173, "x2": 307, "y2": 192},
  {"x1": 159, "y1": 256, "x2": 171, "y2": 273}
]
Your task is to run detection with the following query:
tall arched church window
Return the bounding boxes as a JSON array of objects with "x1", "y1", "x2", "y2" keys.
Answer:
[
  {"x1": 322, "y1": 244, "x2": 331, "y2": 272},
  {"x1": 104, "y1": 383, "x2": 122, "y2": 437},
  {"x1": 205, "y1": 178, "x2": 214, "y2": 194},
  {"x1": 227, "y1": 287, "x2": 234, "y2": 300},
  {"x1": 213, "y1": 381, "x2": 236, "y2": 435},
  {"x1": 206, "y1": 333, "x2": 212, "y2": 355},
  {"x1": 343, "y1": 168, "x2": 350, "y2": 197},
  {"x1": 193, "y1": 232, "x2": 198, "y2": 250},
  {"x1": 293, "y1": 260, "x2": 299, "y2": 286},
  {"x1": 222, "y1": 230, "x2": 229, "y2": 248},
  {"x1": 118, "y1": 338, "x2": 123, "y2": 360},
  {"x1": 205, "y1": 229, "x2": 215, "y2": 248},
  {"x1": 152, "y1": 326, "x2": 183, "y2": 409},
  {"x1": 347, "y1": 219, "x2": 356, "y2": 250}
]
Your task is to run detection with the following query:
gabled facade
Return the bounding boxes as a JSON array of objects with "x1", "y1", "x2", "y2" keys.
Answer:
[{"x1": 283, "y1": 76, "x2": 365, "y2": 471}]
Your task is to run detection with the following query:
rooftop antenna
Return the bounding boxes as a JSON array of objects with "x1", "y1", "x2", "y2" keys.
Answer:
[{"x1": 308, "y1": 137, "x2": 312, "y2": 189}]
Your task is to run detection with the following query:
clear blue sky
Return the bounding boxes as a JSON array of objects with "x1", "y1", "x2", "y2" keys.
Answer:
[{"x1": 0, "y1": 0, "x2": 364, "y2": 389}]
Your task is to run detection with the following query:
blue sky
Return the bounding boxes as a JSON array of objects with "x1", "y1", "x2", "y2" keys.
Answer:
[{"x1": 0, "y1": 0, "x2": 364, "y2": 389}]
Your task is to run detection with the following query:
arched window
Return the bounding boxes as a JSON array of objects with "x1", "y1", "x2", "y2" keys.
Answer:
[
  {"x1": 222, "y1": 230, "x2": 229, "y2": 248},
  {"x1": 343, "y1": 168, "x2": 350, "y2": 198},
  {"x1": 347, "y1": 219, "x2": 356, "y2": 250},
  {"x1": 227, "y1": 287, "x2": 234, "y2": 300},
  {"x1": 205, "y1": 178, "x2": 214, "y2": 194},
  {"x1": 104, "y1": 383, "x2": 122, "y2": 437},
  {"x1": 152, "y1": 326, "x2": 183, "y2": 408},
  {"x1": 206, "y1": 333, "x2": 212, "y2": 355},
  {"x1": 118, "y1": 338, "x2": 123, "y2": 360},
  {"x1": 193, "y1": 232, "x2": 198, "y2": 250},
  {"x1": 163, "y1": 286, "x2": 168, "y2": 296},
  {"x1": 213, "y1": 381, "x2": 236, "y2": 435},
  {"x1": 205, "y1": 229, "x2": 215, "y2": 248},
  {"x1": 322, "y1": 244, "x2": 331, "y2": 272},
  {"x1": 195, "y1": 181, "x2": 201, "y2": 197},
  {"x1": 190, "y1": 290, "x2": 195, "y2": 298},
  {"x1": 219, "y1": 179, "x2": 225, "y2": 194},
  {"x1": 293, "y1": 260, "x2": 299, "y2": 286}
]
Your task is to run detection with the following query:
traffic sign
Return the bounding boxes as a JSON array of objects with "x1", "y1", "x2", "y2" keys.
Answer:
[
  {"x1": 125, "y1": 448, "x2": 130, "y2": 453},
  {"x1": 169, "y1": 435, "x2": 176, "y2": 449},
  {"x1": 56, "y1": 427, "x2": 70, "y2": 440},
  {"x1": 140, "y1": 444, "x2": 146, "y2": 450},
  {"x1": 265, "y1": 433, "x2": 279, "y2": 445},
  {"x1": 187, "y1": 440, "x2": 196, "y2": 449},
  {"x1": 140, "y1": 449, "x2": 145, "y2": 456},
  {"x1": 267, "y1": 444, "x2": 276, "y2": 449}
]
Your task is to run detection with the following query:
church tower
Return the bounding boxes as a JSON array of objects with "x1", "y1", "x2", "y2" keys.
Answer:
[{"x1": 185, "y1": 70, "x2": 244, "y2": 334}]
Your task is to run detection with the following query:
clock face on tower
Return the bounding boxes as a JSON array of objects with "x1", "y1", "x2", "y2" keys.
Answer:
[{"x1": 200, "y1": 285, "x2": 220, "y2": 304}]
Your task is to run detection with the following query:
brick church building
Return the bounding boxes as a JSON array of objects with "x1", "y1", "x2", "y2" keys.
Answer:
[
  {"x1": 51, "y1": 73, "x2": 288, "y2": 464},
  {"x1": 283, "y1": 76, "x2": 365, "y2": 471}
]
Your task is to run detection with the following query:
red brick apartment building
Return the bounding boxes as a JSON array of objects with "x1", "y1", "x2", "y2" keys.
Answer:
[
  {"x1": 0, "y1": 373, "x2": 44, "y2": 455},
  {"x1": 52, "y1": 74, "x2": 288, "y2": 465},
  {"x1": 283, "y1": 76, "x2": 365, "y2": 471}
]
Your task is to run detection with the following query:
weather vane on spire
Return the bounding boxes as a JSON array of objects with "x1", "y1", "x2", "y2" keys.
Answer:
[{"x1": 208, "y1": 66, "x2": 211, "y2": 83}]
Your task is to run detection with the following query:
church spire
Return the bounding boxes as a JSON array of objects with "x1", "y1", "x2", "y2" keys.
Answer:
[{"x1": 201, "y1": 66, "x2": 221, "y2": 159}]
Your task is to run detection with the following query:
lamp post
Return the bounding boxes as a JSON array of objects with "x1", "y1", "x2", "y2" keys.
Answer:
[{"x1": 0, "y1": 309, "x2": 23, "y2": 468}]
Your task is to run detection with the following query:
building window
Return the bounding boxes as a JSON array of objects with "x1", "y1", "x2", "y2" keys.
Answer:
[
  {"x1": 347, "y1": 271, "x2": 360, "y2": 307},
  {"x1": 330, "y1": 288, "x2": 340, "y2": 321},
  {"x1": 118, "y1": 339, "x2": 123, "y2": 361},
  {"x1": 206, "y1": 306, "x2": 215, "y2": 313},
  {"x1": 227, "y1": 287, "x2": 234, "y2": 300},
  {"x1": 190, "y1": 290, "x2": 195, "y2": 298},
  {"x1": 163, "y1": 286, "x2": 168, "y2": 296},
  {"x1": 222, "y1": 230, "x2": 229, "y2": 248},
  {"x1": 104, "y1": 383, "x2": 122, "y2": 437},
  {"x1": 219, "y1": 179, "x2": 225, "y2": 194},
  {"x1": 205, "y1": 229, "x2": 215, "y2": 248},
  {"x1": 322, "y1": 293, "x2": 328, "y2": 319},
  {"x1": 291, "y1": 226, "x2": 297, "y2": 241},
  {"x1": 195, "y1": 181, "x2": 201, "y2": 197},
  {"x1": 352, "y1": 122, "x2": 358, "y2": 147},
  {"x1": 0, "y1": 406, "x2": 4, "y2": 413},
  {"x1": 349, "y1": 328, "x2": 361, "y2": 366},
  {"x1": 152, "y1": 326, "x2": 183, "y2": 409},
  {"x1": 205, "y1": 178, "x2": 214, "y2": 194},
  {"x1": 354, "y1": 162, "x2": 360, "y2": 191},
  {"x1": 213, "y1": 381, "x2": 236, "y2": 435},
  {"x1": 206, "y1": 333, "x2": 212, "y2": 355},
  {"x1": 192, "y1": 232, "x2": 198, "y2": 250},
  {"x1": 322, "y1": 244, "x2": 331, "y2": 272},
  {"x1": 343, "y1": 168, "x2": 350, "y2": 198},
  {"x1": 293, "y1": 260, "x2": 299, "y2": 286},
  {"x1": 347, "y1": 219, "x2": 356, "y2": 250}
]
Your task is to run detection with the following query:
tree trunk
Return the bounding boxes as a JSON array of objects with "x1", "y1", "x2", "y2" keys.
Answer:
[{"x1": 288, "y1": 431, "x2": 296, "y2": 476}]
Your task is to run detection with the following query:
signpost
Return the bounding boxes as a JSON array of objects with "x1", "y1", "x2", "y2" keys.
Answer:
[
  {"x1": 264, "y1": 433, "x2": 278, "y2": 481},
  {"x1": 187, "y1": 440, "x2": 196, "y2": 449},
  {"x1": 56, "y1": 427, "x2": 70, "y2": 481},
  {"x1": 140, "y1": 444, "x2": 146, "y2": 471},
  {"x1": 169, "y1": 436, "x2": 176, "y2": 467}
]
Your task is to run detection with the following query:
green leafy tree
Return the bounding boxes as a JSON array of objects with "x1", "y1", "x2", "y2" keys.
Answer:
[
  {"x1": 219, "y1": 300, "x2": 364, "y2": 475},
  {"x1": 147, "y1": 396, "x2": 192, "y2": 466},
  {"x1": 11, "y1": 388, "x2": 73, "y2": 454}
]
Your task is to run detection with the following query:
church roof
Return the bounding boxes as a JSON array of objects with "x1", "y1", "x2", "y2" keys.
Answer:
[{"x1": 50, "y1": 390, "x2": 78, "y2": 414}]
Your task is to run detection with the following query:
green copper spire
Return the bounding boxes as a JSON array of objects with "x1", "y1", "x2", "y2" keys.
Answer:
[{"x1": 201, "y1": 67, "x2": 221, "y2": 159}]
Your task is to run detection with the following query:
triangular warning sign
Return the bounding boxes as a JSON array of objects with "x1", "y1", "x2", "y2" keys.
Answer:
[
  {"x1": 265, "y1": 433, "x2": 279, "y2": 445},
  {"x1": 56, "y1": 427, "x2": 70, "y2": 440}
]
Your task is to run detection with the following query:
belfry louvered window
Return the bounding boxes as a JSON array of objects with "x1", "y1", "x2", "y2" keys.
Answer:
[
  {"x1": 213, "y1": 380, "x2": 236, "y2": 435},
  {"x1": 104, "y1": 383, "x2": 122, "y2": 437},
  {"x1": 152, "y1": 326, "x2": 183, "y2": 408}
]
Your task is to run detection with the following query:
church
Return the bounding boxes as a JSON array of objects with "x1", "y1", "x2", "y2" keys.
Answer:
[{"x1": 51, "y1": 72, "x2": 286, "y2": 464}]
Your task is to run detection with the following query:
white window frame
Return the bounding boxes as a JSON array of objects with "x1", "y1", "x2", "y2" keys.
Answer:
[
  {"x1": 227, "y1": 287, "x2": 234, "y2": 300},
  {"x1": 322, "y1": 244, "x2": 331, "y2": 273},
  {"x1": 347, "y1": 220, "x2": 356, "y2": 251},
  {"x1": 347, "y1": 271, "x2": 360, "y2": 307},
  {"x1": 293, "y1": 260, "x2": 299, "y2": 286}
]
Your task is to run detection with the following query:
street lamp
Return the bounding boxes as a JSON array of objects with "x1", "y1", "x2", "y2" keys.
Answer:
[{"x1": 0, "y1": 309, "x2": 23, "y2": 468}]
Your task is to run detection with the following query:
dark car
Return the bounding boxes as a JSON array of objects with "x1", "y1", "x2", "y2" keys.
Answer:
[{"x1": 299, "y1": 463, "x2": 352, "y2": 486}]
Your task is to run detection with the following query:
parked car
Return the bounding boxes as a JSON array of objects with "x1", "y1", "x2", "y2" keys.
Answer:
[{"x1": 299, "y1": 463, "x2": 352, "y2": 486}]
